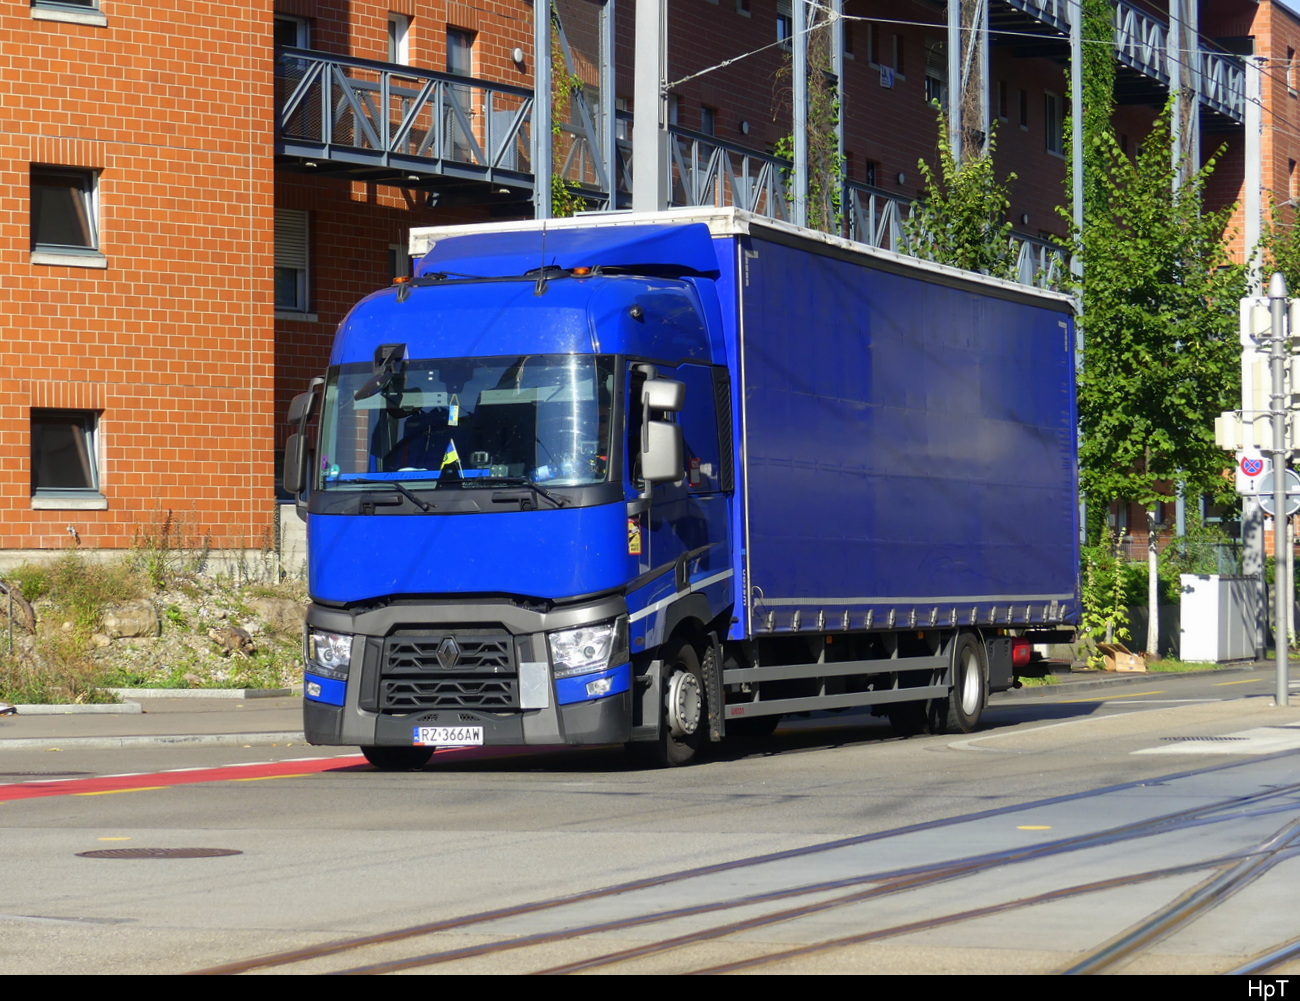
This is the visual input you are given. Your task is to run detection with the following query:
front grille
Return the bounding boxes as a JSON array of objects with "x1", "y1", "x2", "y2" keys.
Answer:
[
  {"x1": 378, "y1": 629, "x2": 518, "y2": 712},
  {"x1": 383, "y1": 633, "x2": 513, "y2": 674},
  {"x1": 382, "y1": 677, "x2": 518, "y2": 710}
]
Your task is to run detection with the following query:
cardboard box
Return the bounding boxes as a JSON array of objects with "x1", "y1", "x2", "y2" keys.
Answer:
[{"x1": 1097, "y1": 642, "x2": 1147, "y2": 673}]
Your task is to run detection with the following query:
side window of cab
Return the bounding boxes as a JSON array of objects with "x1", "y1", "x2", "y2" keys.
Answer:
[{"x1": 674, "y1": 365, "x2": 724, "y2": 494}]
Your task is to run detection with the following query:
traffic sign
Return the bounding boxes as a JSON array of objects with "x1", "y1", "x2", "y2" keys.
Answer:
[
  {"x1": 1258, "y1": 467, "x2": 1300, "y2": 517},
  {"x1": 1236, "y1": 448, "x2": 1270, "y2": 494}
]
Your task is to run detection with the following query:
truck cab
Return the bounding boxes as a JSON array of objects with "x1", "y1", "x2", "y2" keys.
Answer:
[{"x1": 286, "y1": 222, "x2": 737, "y2": 767}]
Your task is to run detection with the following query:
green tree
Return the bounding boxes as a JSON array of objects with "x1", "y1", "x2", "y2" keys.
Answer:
[
  {"x1": 1259, "y1": 204, "x2": 1300, "y2": 292},
  {"x1": 1073, "y1": 0, "x2": 1116, "y2": 230},
  {"x1": 1072, "y1": 108, "x2": 1244, "y2": 653},
  {"x1": 904, "y1": 110, "x2": 1017, "y2": 279}
]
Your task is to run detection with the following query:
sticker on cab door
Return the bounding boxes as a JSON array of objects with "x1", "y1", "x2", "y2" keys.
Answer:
[{"x1": 627, "y1": 516, "x2": 642, "y2": 555}]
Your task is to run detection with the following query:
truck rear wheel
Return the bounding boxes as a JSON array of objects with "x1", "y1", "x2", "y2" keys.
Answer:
[
  {"x1": 929, "y1": 633, "x2": 987, "y2": 734},
  {"x1": 361, "y1": 745, "x2": 433, "y2": 770},
  {"x1": 628, "y1": 641, "x2": 707, "y2": 767}
]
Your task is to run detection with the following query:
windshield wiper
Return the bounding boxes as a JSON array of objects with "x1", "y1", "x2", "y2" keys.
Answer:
[
  {"x1": 347, "y1": 478, "x2": 436, "y2": 512},
  {"x1": 484, "y1": 477, "x2": 570, "y2": 509}
]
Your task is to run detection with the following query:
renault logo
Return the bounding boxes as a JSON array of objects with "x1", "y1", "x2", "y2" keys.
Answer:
[{"x1": 436, "y1": 637, "x2": 461, "y2": 669}]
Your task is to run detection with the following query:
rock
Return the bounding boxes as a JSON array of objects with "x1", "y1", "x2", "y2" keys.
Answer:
[
  {"x1": 101, "y1": 601, "x2": 160, "y2": 639},
  {"x1": 208, "y1": 626, "x2": 255, "y2": 657},
  {"x1": 247, "y1": 597, "x2": 306, "y2": 635}
]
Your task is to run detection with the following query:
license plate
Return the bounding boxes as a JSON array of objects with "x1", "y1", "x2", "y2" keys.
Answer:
[{"x1": 412, "y1": 726, "x2": 483, "y2": 747}]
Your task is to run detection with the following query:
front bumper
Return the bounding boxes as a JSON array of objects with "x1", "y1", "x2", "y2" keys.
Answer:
[{"x1": 302, "y1": 593, "x2": 632, "y2": 749}]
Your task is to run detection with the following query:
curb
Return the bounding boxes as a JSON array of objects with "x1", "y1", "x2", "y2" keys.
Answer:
[
  {"x1": 0, "y1": 731, "x2": 308, "y2": 751},
  {"x1": 6, "y1": 701, "x2": 143, "y2": 716},
  {"x1": 104, "y1": 688, "x2": 295, "y2": 700}
]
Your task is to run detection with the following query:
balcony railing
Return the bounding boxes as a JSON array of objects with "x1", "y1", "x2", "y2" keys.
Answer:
[
  {"x1": 1002, "y1": 0, "x2": 1072, "y2": 35},
  {"x1": 274, "y1": 52, "x2": 1073, "y2": 288},
  {"x1": 668, "y1": 129, "x2": 790, "y2": 222},
  {"x1": 999, "y1": 2, "x2": 1245, "y2": 123},
  {"x1": 276, "y1": 48, "x2": 536, "y2": 185},
  {"x1": 665, "y1": 136, "x2": 1064, "y2": 288},
  {"x1": 1109, "y1": 2, "x2": 1243, "y2": 121}
]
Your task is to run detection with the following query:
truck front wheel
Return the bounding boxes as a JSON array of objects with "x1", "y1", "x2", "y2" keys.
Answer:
[
  {"x1": 929, "y1": 633, "x2": 987, "y2": 734},
  {"x1": 629, "y1": 641, "x2": 707, "y2": 767}
]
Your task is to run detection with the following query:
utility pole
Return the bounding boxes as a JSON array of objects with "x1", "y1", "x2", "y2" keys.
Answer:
[
  {"x1": 1217, "y1": 277, "x2": 1298, "y2": 706},
  {"x1": 1270, "y1": 273, "x2": 1291, "y2": 707},
  {"x1": 631, "y1": 0, "x2": 667, "y2": 211}
]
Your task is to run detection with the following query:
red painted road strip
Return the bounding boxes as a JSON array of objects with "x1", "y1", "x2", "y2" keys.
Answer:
[
  {"x1": 0, "y1": 756, "x2": 367, "y2": 801},
  {"x1": 0, "y1": 745, "x2": 541, "y2": 802}
]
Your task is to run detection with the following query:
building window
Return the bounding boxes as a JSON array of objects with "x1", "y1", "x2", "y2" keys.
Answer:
[
  {"x1": 735, "y1": 0, "x2": 750, "y2": 15},
  {"x1": 274, "y1": 14, "x2": 311, "y2": 48},
  {"x1": 997, "y1": 80, "x2": 1008, "y2": 121},
  {"x1": 447, "y1": 27, "x2": 473, "y2": 76},
  {"x1": 388, "y1": 13, "x2": 411, "y2": 64},
  {"x1": 31, "y1": 166, "x2": 104, "y2": 267},
  {"x1": 32, "y1": 410, "x2": 104, "y2": 507},
  {"x1": 700, "y1": 105, "x2": 716, "y2": 136},
  {"x1": 1044, "y1": 91, "x2": 1064, "y2": 155},
  {"x1": 31, "y1": 0, "x2": 105, "y2": 26},
  {"x1": 924, "y1": 40, "x2": 946, "y2": 106},
  {"x1": 275, "y1": 208, "x2": 309, "y2": 313},
  {"x1": 776, "y1": 0, "x2": 792, "y2": 48},
  {"x1": 1018, "y1": 88, "x2": 1029, "y2": 129},
  {"x1": 1290, "y1": 47, "x2": 1297, "y2": 95}
]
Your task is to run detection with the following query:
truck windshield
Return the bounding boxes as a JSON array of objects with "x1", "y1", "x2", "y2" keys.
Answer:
[{"x1": 316, "y1": 354, "x2": 615, "y2": 492}]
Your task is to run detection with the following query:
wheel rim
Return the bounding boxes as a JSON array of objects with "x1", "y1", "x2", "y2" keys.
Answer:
[
  {"x1": 665, "y1": 667, "x2": 702, "y2": 738},
  {"x1": 959, "y1": 646, "x2": 981, "y2": 716}
]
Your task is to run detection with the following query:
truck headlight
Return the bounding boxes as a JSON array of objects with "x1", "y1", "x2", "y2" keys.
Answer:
[
  {"x1": 548, "y1": 618, "x2": 627, "y2": 679},
  {"x1": 306, "y1": 628, "x2": 353, "y2": 679}
]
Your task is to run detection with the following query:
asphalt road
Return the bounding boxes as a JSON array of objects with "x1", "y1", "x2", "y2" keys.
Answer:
[{"x1": 3, "y1": 668, "x2": 1300, "y2": 974}]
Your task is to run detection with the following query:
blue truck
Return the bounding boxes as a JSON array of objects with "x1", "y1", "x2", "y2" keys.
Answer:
[{"x1": 284, "y1": 208, "x2": 1078, "y2": 768}]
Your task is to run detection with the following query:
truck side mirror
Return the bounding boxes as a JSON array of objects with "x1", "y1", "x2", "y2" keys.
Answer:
[
  {"x1": 283, "y1": 432, "x2": 308, "y2": 498},
  {"x1": 641, "y1": 420, "x2": 683, "y2": 485},
  {"x1": 643, "y1": 377, "x2": 685, "y2": 413},
  {"x1": 285, "y1": 378, "x2": 323, "y2": 509},
  {"x1": 287, "y1": 389, "x2": 315, "y2": 426}
]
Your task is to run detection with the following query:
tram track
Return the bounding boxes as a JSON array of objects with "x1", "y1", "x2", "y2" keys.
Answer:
[{"x1": 191, "y1": 751, "x2": 1300, "y2": 975}]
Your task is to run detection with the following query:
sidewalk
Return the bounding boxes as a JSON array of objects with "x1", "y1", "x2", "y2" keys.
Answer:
[
  {"x1": 0, "y1": 693, "x2": 305, "y2": 750},
  {"x1": 0, "y1": 664, "x2": 1287, "y2": 751}
]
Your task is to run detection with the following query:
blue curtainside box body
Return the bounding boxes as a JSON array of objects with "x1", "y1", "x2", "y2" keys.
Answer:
[{"x1": 287, "y1": 208, "x2": 1078, "y2": 769}]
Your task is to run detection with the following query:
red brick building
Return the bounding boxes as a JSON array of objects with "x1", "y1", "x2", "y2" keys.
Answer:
[{"x1": 0, "y1": 0, "x2": 1294, "y2": 559}]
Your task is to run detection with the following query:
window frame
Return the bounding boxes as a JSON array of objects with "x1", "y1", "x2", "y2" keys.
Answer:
[
  {"x1": 31, "y1": 409, "x2": 106, "y2": 509},
  {"x1": 275, "y1": 208, "x2": 311, "y2": 316},
  {"x1": 699, "y1": 105, "x2": 716, "y2": 137},
  {"x1": 30, "y1": 165, "x2": 105, "y2": 268},
  {"x1": 388, "y1": 13, "x2": 411, "y2": 65},
  {"x1": 923, "y1": 39, "x2": 946, "y2": 105},
  {"x1": 446, "y1": 27, "x2": 474, "y2": 76},
  {"x1": 1044, "y1": 91, "x2": 1064, "y2": 156},
  {"x1": 274, "y1": 14, "x2": 311, "y2": 48},
  {"x1": 31, "y1": 0, "x2": 105, "y2": 27}
]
